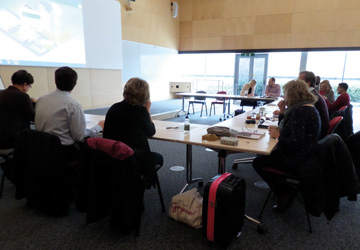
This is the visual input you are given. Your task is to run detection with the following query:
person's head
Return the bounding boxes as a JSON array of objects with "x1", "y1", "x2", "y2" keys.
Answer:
[
  {"x1": 249, "y1": 79, "x2": 257, "y2": 88},
  {"x1": 55, "y1": 66, "x2": 78, "y2": 91},
  {"x1": 298, "y1": 71, "x2": 316, "y2": 87},
  {"x1": 268, "y1": 77, "x2": 275, "y2": 87},
  {"x1": 320, "y1": 80, "x2": 332, "y2": 93},
  {"x1": 337, "y1": 83, "x2": 348, "y2": 95},
  {"x1": 11, "y1": 70, "x2": 34, "y2": 93},
  {"x1": 316, "y1": 76, "x2": 321, "y2": 86},
  {"x1": 123, "y1": 77, "x2": 150, "y2": 106},
  {"x1": 283, "y1": 79, "x2": 318, "y2": 107}
]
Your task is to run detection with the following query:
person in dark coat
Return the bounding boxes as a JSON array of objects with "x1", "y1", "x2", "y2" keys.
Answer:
[
  {"x1": 253, "y1": 79, "x2": 321, "y2": 212},
  {"x1": 103, "y1": 77, "x2": 163, "y2": 186},
  {"x1": 298, "y1": 71, "x2": 329, "y2": 139},
  {"x1": 0, "y1": 70, "x2": 35, "y2": 149}
]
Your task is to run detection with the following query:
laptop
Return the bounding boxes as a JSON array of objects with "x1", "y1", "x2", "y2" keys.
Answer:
[{"x1": 0, "y1": 75, "x2": 5, "y2": 90}]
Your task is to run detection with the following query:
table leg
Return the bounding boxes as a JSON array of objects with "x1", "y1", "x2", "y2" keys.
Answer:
[
  {"x1": 217, "y1": 149, "x2": 227, "y2": 174},
  {"x1": 180, "y1": 144, "x2": 203, "y2": 193},
  {"x1": 175, "y1": 96, "x2": 187, "y2": 117}
]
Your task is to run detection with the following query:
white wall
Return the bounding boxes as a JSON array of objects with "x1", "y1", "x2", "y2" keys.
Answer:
[{"x1": 122, "y1": 40, "x2": 180, "y2": 101}]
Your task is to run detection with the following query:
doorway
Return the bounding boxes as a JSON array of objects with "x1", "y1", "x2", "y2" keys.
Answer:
[{"x1": 234, "y1": 53, "x2": 269, "y2": 96}]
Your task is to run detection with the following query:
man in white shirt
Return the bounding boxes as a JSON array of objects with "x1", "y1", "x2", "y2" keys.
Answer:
[{"x1": 35, "y1": 66, "x2": 104, "y2": 160}]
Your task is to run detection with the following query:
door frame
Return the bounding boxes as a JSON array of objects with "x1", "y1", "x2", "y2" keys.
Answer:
[{"x1": 234, "y1": 53, "x2": 269, "y2": 96}]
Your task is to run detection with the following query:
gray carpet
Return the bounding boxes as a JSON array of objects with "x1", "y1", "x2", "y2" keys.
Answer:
[
  {"x1": 1, "y1": 140, "x2": 360, "y2": 249},
  {"x1": 1, "y1": 100, "x2": 360, "y2": 249}
]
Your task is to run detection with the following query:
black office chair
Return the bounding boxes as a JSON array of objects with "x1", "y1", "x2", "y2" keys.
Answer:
[
  {"x1": 0, "y1": 148, "x2": 14, "y2": 199},
  {"x1": 13, "y1": 129, "x2": 72, "y2": 216},
  {"x1": 258, "y1": 167, "x2": 313, "y2": 233},
  {"x1": 74, "y1": 137, "x2": 165, "y2": 236},
  {"x1": 187, "y1": 90, "x2": 208, "y2": 117}
]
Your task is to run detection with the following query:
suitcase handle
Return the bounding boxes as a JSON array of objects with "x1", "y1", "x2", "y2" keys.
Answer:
[{"x1": 207, "y1": 172, "x2": 232, "y2": 242}]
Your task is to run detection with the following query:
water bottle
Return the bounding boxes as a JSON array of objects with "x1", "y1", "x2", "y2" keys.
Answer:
[{"x1": 184, "y1": 115, "x2": 190, "y2": 131}]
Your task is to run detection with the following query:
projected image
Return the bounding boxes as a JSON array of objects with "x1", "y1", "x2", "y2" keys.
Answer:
[{"x1": 0, "y1": 0, "x2": 85, "y2": 66}]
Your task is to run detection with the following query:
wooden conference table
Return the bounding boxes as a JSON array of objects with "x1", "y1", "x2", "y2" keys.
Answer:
[
  {"x1": 176, "y1": 92, "x2": 278, "y2": 118},
  {"x1": 85, "y1": 105, "x2": 278, "y2": 193}
]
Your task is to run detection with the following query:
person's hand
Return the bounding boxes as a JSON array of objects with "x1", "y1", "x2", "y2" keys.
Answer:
[
  {"x1": 321, "y1": 95, "x2": 327, "y2": 100},
  {"x1": 268, "y1": 125, "x2": 280, "y2": 139},
  {"x1": 145, "y1": 100, "x2": 151, "y2": 113},
  {"x1": 277, "y1": 100, "x2": 285, "y2": 114},
  {"x1": 98, "y1": 120, "x2": 105, "y2": 130},
  {"x1": 31, "y1": 97, "x2": 37, "y2": 103},
  {"x1": 273, "y1": 110, "x2": 280, "y2": 116}
]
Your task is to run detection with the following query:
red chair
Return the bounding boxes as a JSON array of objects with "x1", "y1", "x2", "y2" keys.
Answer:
[
  {"x1": 209, "y1": 91, "x2": 227, "y2": 116},
  {"x1": 327, "y1": 116, "x2": 343, "y2": 135}
]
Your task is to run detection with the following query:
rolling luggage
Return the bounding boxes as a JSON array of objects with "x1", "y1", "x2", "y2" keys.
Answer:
[{"x1": 202, "y1": 172, "x2": 246, "y2": 246}]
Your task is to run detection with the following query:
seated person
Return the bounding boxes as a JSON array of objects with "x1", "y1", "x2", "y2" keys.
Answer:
[
  {"x1": 35, "y1": 67, "x2": 104, "y2": 161},
  {"x1": 0, "y1": 70, "x2": 35, "y2": 149},
  {"x1": 319, "y1": 80, "x2": 335, "y2": 103},
  {"x1": 253, "y1": 79, "x2": 320, "y2": 212},
  {"x1": 103, "y1": 77, "x2": 163, "y2": 186},
  {"x1": 298, "y1": 71, "x2": 329, "y2": 139},
  {"x1": 240, "y1": 79, "x2": 256, "y2": 96},
  {"x1": 240, "y1": 79, "x2": 258, "y2": 109},
  {"x1": 325, "y1": 82, "x2": 350, "y2": 115},
  {"x1": 265, "y1": 77, "x2": 281, "y2": 97}
]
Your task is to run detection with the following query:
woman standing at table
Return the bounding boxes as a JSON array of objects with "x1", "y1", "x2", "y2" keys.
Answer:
[
  {"x1": 103, "y1": 77, "x2": 162, "y2": 186},
  {"x1": 253, "y1": 79, "x2": 320, "y2": 212}
]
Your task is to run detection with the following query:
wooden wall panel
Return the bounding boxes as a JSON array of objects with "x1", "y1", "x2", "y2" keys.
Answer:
[{"x1": 180, "y1": 0, "x2": 360, "y2": 51}]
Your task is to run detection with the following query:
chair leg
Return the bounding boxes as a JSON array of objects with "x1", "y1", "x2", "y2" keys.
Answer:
[
  {"x1": 305, "y1": 207, "x2": 312, "y2": 233},
  {"x1": 200, "y1": 104, "x2": 204, "y2": 117},
  {"x1": 156, "y1": 178, "x2": 166, "y2": 213},
  {"x1": 0, "y1": 171, "x2": 5, "y2": 199},
  {"x1": 204, "y1": 102, "x2": 208, "y2": 115},
  {"x1": 187, "y1": 102, "x2": 191, "y2": 115},
  {"x1": 192, "y1": 103, "x2": 195, "y2": 114},
  {"x1": 258, "y1": 189, "x2": 273, "y2": 219}
]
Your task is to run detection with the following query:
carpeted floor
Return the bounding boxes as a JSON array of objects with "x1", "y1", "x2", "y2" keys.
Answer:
[{"x1": 1, "y1": 99, "x2": 360, "y2": 249}]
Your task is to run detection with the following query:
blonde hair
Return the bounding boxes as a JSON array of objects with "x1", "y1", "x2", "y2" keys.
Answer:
[
  {"x1": 320, "y1": 80, "x2": 332, "y2": 92},
  {"x1": 283, "y1": 79, "x2": 318, "y2": 107},
  {"x1": 249, "y1": 79, "x2": 257, "y2": 86},
  {"x1": 123, "y1": 77, "x2": 150, "y2": 106}
]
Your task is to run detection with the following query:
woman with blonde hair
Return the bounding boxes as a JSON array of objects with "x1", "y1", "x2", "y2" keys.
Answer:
[
  {"x1": 240, "y1": 79, "x2": 257, "y2": 96},
  {"x1": 103, "y1": 77, "x2": 163, "y2": 186},
  {"x1": 319, "y1": 80, "x2": 335, "y2": 103},
  {"x1": 253, "y1": 79, "x2": 321, "y2": 212}
]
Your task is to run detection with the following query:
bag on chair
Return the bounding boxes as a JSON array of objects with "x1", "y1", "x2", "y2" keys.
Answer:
[{"x1": 168, "y1": 188, "x2": 203, "y2": 229}]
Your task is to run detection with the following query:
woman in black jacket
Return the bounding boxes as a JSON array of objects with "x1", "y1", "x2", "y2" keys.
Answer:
[{"x1": 103, "y1": 78, "x2": 162, "y2": 186}]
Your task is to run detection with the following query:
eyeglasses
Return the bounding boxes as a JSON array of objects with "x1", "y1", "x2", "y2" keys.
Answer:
[{"x1": 26, "y1": 83, "x2": 32, "y2": 88}]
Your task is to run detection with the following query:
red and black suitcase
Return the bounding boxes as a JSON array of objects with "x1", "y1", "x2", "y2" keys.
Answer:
[{"x1": 202, "y1": 172, "x2": 246, "y2": 246}]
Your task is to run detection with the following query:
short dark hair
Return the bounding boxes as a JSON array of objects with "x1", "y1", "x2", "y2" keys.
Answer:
[
  {"x1": 338, "y1": 82, "x2": 348, "y2": 91},
  {"x1": 299, "y1": 71, "x2": 316, "y2": 87},
  {"x1": 55, "y1": 67, "x2": 78, "y2": 91},
  {"x1": 316, "y1": 76, "x2": 321, "y2": 86},
  {"x1": 270, "y1": 77, "x2": 275, "y2": 82},
  {"x1": 11, "y1": 70, "x2": 34, "y2": 85}
]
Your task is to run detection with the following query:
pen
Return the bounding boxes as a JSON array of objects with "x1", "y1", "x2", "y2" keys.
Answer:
[{"x1": 166, "y1": 126, "x2": 179, "y2": 129}]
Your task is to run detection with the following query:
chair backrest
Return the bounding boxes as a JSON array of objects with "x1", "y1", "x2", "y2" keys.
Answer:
[
  {"x1": 13, "y1": 129, "x2": 69, "y2": 216},
  {"x1": 194, "y1": 90, "x2": 206, "y2": 101},
  {"x1": 327, "y1": 116, "x2": 343, "y2": 135},
  {"x1": 345, "y1": 104, "x2": 353, "y2": 137},
  {"x1": 216, "y1": 91, "x2": 227, "y2": 102}
]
